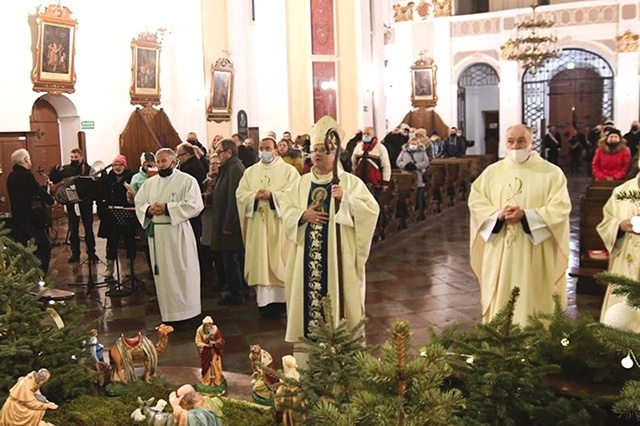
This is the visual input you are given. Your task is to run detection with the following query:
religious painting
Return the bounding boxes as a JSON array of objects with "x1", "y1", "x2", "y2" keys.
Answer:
[
  {"x1": 411, "y1": 57, "x2": 438, "y2": 108},
  {"x1": 208, "y1": 58, "x2": 234, "y2": 123},
  {"x1": 32, "y1": 5, "x2": 78, "y2": 94},
  {"x1": 130, "y1": 32, "x2": 162, "y2": 106}
]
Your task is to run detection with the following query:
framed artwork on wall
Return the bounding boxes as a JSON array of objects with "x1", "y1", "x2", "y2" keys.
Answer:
[
  {"x1": 130, "y1": 32, "x2": 162, "y2": 106},
  {"x1": 208, "y1": 58, "x2": 234, "y2": 123},
  {"x1": 32, "y1": 5, "x2": 78, "y2": 95},
  {"x1": 411, "y1": 56, "x2": 438, "y2": 108}
]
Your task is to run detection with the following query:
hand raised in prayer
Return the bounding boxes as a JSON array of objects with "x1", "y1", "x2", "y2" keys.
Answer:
[
  {"x1": 331, "y1": 184, "x2": 344, "y2": 201},
  {"x1": 302, "y1": 199, "x2": 329, "y2": 226},
  {"x1": 504, "y1": 206, "x2": 524, "y2": 223},
  {"x1": 256, "y1": 189, "x2": 271, "y2": 200}
]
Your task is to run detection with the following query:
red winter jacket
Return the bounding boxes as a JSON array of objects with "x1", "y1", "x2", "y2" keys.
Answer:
[{"x1": 591, "y1": 141, "x2": 631, "y2": 181}]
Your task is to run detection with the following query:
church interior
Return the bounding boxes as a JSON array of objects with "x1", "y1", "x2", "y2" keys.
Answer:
[{"x1": 1, "y1": 0, "x2": 640, "y2": 423}]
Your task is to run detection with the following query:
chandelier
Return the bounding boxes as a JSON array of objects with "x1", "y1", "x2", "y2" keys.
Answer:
[{"x1": 501, "y1": 4, "x2": 560, "y2": 74}]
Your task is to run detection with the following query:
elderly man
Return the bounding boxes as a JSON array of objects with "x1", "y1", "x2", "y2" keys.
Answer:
[
  {"x1": 0, "y1": 368, "x2": 57, "y2": 425},
  {"x1": 282, "y1": 116, "x2": 379, "y2": 348},
  {"x1": 469, "y1": 124, "x2": 571, "y2": 324},
  {"x1": 186, "y1": 131, "x2": 210, "y2": 171},
  {"x1": 236, "y1": 137, "x2": 300, "y2": 317},
  {"x1": 134, "y1": 148, "x2": 203, "y2": 329},
  {"x1": 352, "y1": 126, "x2": 391, "y2": 192},
  {"x1": 210, "y1": 139, "x2": 247, "y2": 305},
  {"x1": 7, "y1": 149, "x2": 54, "y2": 273}
]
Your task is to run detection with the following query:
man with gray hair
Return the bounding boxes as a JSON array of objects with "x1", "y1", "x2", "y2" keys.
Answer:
[
  {"x1": 0, "y1": 368, "x2": 58, "y2": 424},
  {"x1": 134, "y1": 148, "x2": 204, "y2": 330},
  {"x1": 7, "y1": 148, "x2": 54, "y2": 272}
]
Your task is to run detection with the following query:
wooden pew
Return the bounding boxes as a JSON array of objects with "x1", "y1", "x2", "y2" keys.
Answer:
[
  {"x1": 431, "y1": 159, "x2": 462, "y2": 207},
  {"x1": 430, "y1": 163, "x2": 447, "y2": 213},
  {"x1": 572, "y1": 179, "x2": 622, "y2": 293},
  {"x1": 379, "y1": 179, "x2": 400, "y2": 239},
  {"x1": 392, "y1": 171, "x2": 419, "y2": 228}
]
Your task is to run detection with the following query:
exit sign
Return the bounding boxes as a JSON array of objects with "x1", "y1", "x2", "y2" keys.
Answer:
[{"x1": 81, "y1": 121, "x2": 95, "y2": 130}]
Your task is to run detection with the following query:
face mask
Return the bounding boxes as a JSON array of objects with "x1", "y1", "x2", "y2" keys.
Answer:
[
  {"x1": 632, "y1": 125, "x2": 639, "y2": 132},
  {"x1": 259, "y1": 151, "x2": 274, "y2": 163},
  {"x1": 362, "y1": 135, "x2": 373, "y2": 143},
  {"x1": 158, "y1": 168, "x2": 173, "y2": 178},
  {"x1": 70, "y1": 160, "x2": 80, "y2": 167},
  {"x1": 408, "y1": 145, "x2": 418, "y2": 151},
  {"x1": 506, "y1": 148, "x2": 531, "y2": 164}
]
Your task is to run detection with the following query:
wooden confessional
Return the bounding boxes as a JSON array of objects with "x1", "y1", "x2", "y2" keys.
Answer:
[{"x1": 400, "y1": 108, "x2": 450, "y2": 138}]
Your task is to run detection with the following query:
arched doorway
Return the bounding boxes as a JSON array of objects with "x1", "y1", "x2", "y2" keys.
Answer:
[
  {"x1": 457, "y1": 63, "x2": 500, "y2": 155},
  {"x1": 522, "y1": 48, "x2": 614, "y2": 160},
  {"x1": 29, "y1": 98, "x2": 62, "y2": 185}
]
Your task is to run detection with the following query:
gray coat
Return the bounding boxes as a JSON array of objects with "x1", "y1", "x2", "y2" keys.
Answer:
[
  {"x1": 209, "y1": 156, "x2": 245, "y2": 251},
  {"x1": 396, "y1": 144, "x2": 430, "y2": 187}
]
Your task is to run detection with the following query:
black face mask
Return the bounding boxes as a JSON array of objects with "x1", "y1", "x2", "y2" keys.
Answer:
[
  {"x1": 70, "y1": 160, "x2": 80, "y2": 167},
  {"x1": 158, "y1": 168, "x2": 173, "y2": 178},
  {"x1": 632, "y1": 126, "x2": 639, "y2": 132}
]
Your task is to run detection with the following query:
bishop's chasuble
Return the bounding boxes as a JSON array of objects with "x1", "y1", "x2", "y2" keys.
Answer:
[
  {"x1": 135, "y1": 169, "x2": 204, "y2": 322},
  {"x1": 282, "y1": 169, "x2": 379, "y2": 343},
  {"x1": 236, "y1": 157, "x2": 300, "y2": 306},
  {"x1": 597, "y1": 177, "x2": 640, "y2": 325},
  {"x1": 469, "y1": 151, "x2": 570, "y2": 324}
]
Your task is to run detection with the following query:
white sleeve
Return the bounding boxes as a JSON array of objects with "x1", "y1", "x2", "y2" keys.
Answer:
[
  {"x1": 524, "y1": 208, "x2": 552, "y2": 245},
  {"x1": 479, "y1": 210, "x2": 500, "y2": 242}
]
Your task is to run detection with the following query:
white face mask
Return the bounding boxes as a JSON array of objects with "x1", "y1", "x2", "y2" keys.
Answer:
[{"x1": 506, "y1": 148, "x2": 531, "y2": 164}]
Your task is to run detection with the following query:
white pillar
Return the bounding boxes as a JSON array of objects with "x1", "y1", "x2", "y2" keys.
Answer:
[
  {"x1": 369, "y1": 0, "x2": 387, "y2": 135},
  {"x1": 253, "y1": 0, "x2": 291, "y2": 136},
  {"x1": 384, "y1": 21, "x2": 414, "y2": 129},
  {"x1": 614, "y1": 51, "x2": 640, "y2": 128},
  {"x1": 432, "y1": 16, "x2": 454, "y2": 126},
  {"x1": 498, "y1": 60, "x2": 520, "y2": 158}
]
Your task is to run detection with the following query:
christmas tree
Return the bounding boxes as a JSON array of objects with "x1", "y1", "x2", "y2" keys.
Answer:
[{"x1": 0, "y1": 227, "x2": 93, "y2": 404}]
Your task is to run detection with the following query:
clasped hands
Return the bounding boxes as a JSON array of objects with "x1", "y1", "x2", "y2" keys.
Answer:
[
  {"x1": 255, "y1": 189, "x2": 271, "y2": 200},
  {"x1": 302, "y1": 184, "x2": 343, "y2": 225},
  {"x1": 147, "y1": 203, "x2": 167, "y2": 216},
  {"x1": 498, "y1": 205, "x2": 524, "y2": 224}
]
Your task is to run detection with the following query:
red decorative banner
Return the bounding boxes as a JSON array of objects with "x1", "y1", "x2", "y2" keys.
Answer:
[
  {"x1": 310, "y1": 0, "x2": 335, "y2": 55},
  {"x1": 312, "y1": 62, "x2": 337, "y2": 122}
]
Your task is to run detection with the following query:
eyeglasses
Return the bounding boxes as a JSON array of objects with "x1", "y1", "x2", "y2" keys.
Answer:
[
  {"x1": 215, "y1": 149, "x2": 227, "y2": 154},
  {"x1": 177, "y1": 152, "x2": 188, "y2": 158}
]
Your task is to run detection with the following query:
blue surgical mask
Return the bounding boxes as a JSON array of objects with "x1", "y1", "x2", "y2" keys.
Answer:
[
  {"x1": 259, "y1": 151, "x2": 274, "y2": 163},
  {"x1": 362, "y1": 135, "x2": 373, "y2": 143},
  {"x1": 408, "y1": 145, "x2": 417, "y2": 151}
]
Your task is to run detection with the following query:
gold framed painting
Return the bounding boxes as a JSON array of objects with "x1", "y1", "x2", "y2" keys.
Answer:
[
  {"x1": 207, "y1": 58, "x2": 234, "y2": 123},
  {"x1": 130, "y1": 32, "x2": 162, "y2": 106},
  {"x1": 410, "y1": 57, "x2": 438, "y2": 108},
  {"x1": 32, "y1": 5, "x2": 78, "y2": 95}
]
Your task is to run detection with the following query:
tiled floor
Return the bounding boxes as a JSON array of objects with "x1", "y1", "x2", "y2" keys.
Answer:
[{"x1": 47, "y1": 168, "x2": 603, "y2": 397}]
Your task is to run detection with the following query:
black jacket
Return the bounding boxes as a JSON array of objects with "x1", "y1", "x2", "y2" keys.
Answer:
[
  {"x1": 210, "y1": 156, "x2": 245, "y2": 251},
  {"x1": 238, "y1": 145, "x2": 257, "y2": 169},
  {"x1": 7, "y1": 165, "x2": 54, "y2": 225},
  {"x1": 178, "y1": 156, "x2": 207, "y2": 191},
  {"x1": 49, "y1": 161, "x2": 91, "y2": 183}
]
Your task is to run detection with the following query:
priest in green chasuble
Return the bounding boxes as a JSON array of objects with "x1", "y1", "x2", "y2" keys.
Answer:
[
  {"x1": 469, "y1": 124, "x2": 571, "y2": 324},
  {"x1": 281, "y1": 116, "x2": 379, "y2": 344},
  {"x1": 597, "y1": 172, "x2": 640, "y2": 330},
  {"x1": 236, "y1": 137, "x2": 300, "y2": 316}
]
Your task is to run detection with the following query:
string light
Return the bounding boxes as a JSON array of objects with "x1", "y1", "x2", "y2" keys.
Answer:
[
  {"x1": 560, "y1": 338, "x2": 570, "y2": 347},
  {"x1": 621, "y1": 353, "x2": 634, "y2": 369}
]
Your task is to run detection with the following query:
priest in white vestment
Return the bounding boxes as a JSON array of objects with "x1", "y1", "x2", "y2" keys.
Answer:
[
  {"x1": 469, "y1": 124, "x2": 571, "y2": 324},
  {"x1": 236, "y1": 137, "x2": 300, "y2": 317},
  {"x1": 135, "y1": 148, "x2": 204, "y2": 325},
  {"x1": 281, "y1": 116, "x2": 379, "y2": 344},
  {"x1": 597, "y1": 173, "x2": 640, "y2": 331}
]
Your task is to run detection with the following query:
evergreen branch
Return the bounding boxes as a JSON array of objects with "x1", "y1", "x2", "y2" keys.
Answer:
[
  {"x1": 615, "y1": 190, "x2": 640, "y2": 205},
  {"x1": 595, "y1": 272, "x2": 640, "y2": 310}
]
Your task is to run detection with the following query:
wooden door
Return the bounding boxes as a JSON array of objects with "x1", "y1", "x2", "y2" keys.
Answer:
[
  {"x1": 483, "y1": 110, "x2": 499, "y2": 156},
  {"x1": 549, "y1": 68, "x2": 603, "y2": 164},
  {"x1": 29, "y1": 98, "x2": 62, "y2": 186},
  {"x1": 0, "y1": 134, "x2": 27, "y2": 217}
]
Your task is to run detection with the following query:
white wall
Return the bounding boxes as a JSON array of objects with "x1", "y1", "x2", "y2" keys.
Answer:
[
  {"x1": 0, "y1": 0, "x2": 207, "y2": 164},
  {"x1": 464, "y1": 85, "x2": 499, "y2": 155}
]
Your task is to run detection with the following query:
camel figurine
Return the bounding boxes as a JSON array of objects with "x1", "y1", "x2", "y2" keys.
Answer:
[{"x1": 109, "y1": 324, "x2": 174, "y2": 384}]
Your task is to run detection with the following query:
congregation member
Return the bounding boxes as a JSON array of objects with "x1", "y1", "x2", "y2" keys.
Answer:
[
  {"x1": 543, "y1": 125, "x2": 562, "y2": 164},
  {"x1": 567, "y1": 127, "x2": 586, "y2": 174},
  {"x1": 7, "y1": 149, "x2": 54, "y2": 273},
  {"x1": 382, "y1": 123, "x2": 409, "y2": 168},
  {"x1": 282, "y1": 116, "x2": 379, "y2": 352},
  {"x1": 210, "y1": 139, "x2": 248, "y2": 305},
  {"x1": 624, "y1": 120, "x2": 640, "y2": 160},
  {"x1": 236, "y1": 137, "x2": 300, "y2": 318},
  {"x1": 597, "y1": 167, "x2": 640, "y2": 330},
  {"x1": 415, "y1": 128, "x2": 433, "y2": 159},
  {"x1": 201, "y1": 155, "x2": 226, "y2": 291},
  {"x1": 430, "y1": 131, "x2": 445, "y2": 158},
  {"x1": 352, "y1": 126, "x2": 391, "y2": 193},
  {"x1": 278, "y1": 139, "x2": 304, "y2": 174},
  {"x1": 468, "y1": 124, "x2": 571, "y2": 325},
  {"x1": 186, "y1": 131, "x2": 210, "y2": 171},
  {"x1": 49, "y1": 148, "x2": 98, "y2": 263},
  {"x1": 129, "y1": 152, "x2": 156, "y2": 193},
  {"x1": 396, "y1": 136, "x2": 430, "y2": 217},
  {"x1": 232, "y1": 133, "x2": 257, "y2": 168},
  {"x1": 591, "y1": 128, "x2": 631, "y2": 181},
  {"x1": 443, "y1": 126, "x2": 466, "y2": 158},
  {"x1": 134, "y1": 148, "x2": 203, "y2": 330},
  {"x1": 97, "y1": 155, "x2": 136, "y2": 279}
]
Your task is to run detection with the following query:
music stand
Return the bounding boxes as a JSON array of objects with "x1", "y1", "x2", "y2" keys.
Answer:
[{"x1": 105, "y1": 206, "x2": 140, "y2": 297}]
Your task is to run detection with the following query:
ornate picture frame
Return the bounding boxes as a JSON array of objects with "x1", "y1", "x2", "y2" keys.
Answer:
[
  {"x1": 207, "y1": 58, "x2": 234, "y2": 123},
  {"x1": 410, "y1": 57, "x2": 438, "y2": 108},
  {"x1": 32, "y1": 5, "x2": 78, "y2": 95},
  {"x1": 130, "y1": 32, "x2": 162, "y2": 106}
]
